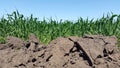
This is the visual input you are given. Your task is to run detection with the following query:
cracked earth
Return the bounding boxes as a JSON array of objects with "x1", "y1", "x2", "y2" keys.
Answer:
[{"x1": 0, "y1": 34, "x2": 120, "y2": 68}]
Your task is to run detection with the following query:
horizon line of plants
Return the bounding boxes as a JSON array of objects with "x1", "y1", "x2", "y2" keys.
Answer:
[{"x1": 0, "y1": 11, "x2": 120, "y2": 46}]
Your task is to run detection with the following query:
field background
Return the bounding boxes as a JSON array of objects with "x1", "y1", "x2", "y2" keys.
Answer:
[{"x1": 0, "y1": 11, "x2": 120, "y2": 46}]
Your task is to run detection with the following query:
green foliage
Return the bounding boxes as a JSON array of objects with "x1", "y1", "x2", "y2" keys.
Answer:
[
  {"x1": 0, "y1": 36, "x2": 6, "y2": 44},
  {"x1": 0, "y1": 11, "x2": 120, "y2": 45}
]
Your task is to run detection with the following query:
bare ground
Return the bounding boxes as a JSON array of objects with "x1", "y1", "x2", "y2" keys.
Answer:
[{"x1": 0, "y1": 34, "x2": 120, "y2": 68}]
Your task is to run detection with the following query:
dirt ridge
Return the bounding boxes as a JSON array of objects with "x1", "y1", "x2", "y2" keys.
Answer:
[{"x1": 0, "y1": 34, "x2": 120, "y2": 68}]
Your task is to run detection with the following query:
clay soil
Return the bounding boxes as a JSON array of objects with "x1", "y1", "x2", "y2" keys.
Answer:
[{"x1": 0, "y1": 34, "x2": 120, "y2": 68}]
